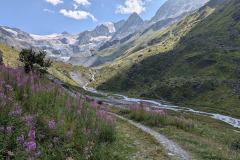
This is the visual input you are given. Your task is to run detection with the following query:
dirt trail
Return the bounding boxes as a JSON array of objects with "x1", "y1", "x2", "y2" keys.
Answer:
[
  {"x1": 112, "y1": 113, "x2": 191, "y2": 160},
  {"x1": 117, "y1": 117, "x2": 171, "y2": 160}
]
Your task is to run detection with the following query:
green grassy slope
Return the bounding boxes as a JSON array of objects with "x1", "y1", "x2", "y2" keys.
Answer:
[
  {"x1": 0, "y1": 44, "x2": 92, "y2": 87},
  {"x1": 92, "y1": 3, "x2": 215, "y2": 87},
  {"x1": 0, "y1": 44, "x2": 21, "y2": 67},
  {"x1": 113, "y1": 105, "x2": 240, "y2": 159},
  {"x1": 96, "y1": 0, "x2": 240, "y2": 117},
  {"x1": 0, "y1": 61, "x2": 172, "y2": 159}
]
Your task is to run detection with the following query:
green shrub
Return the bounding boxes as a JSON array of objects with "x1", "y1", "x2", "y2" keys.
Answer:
[
  {"x1": 19, "y1": 49, "x2": 52, "y2": 74},
  {"x1": 98, "y1": 122, "x2": 116, "y2": 143},
  {"x1": 230, "y1": 138, "x2": 240, "y2": 150},
  {"x1": 172, "y1": 117, "x2": 195, "y2": 131}
]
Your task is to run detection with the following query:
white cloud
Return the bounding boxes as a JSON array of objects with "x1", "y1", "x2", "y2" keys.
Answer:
[
  {"x1": 73, "y1": 4, "x2": 78, "y2": 9},
  {"x1": 60, "y1": 9, "x2": 97, "y2": 21},
  {"x1": 43, "y1": 9, "x2": 55, "y2": 13},
  {"x1": 46, "y1": 0, "x2": 63, "y2": 6},
  {"x1": 73, "y1": 0, "x2": 90, "y2": 6},
  {"x1": 116, "y1": 0, "x2": 150, "y2": 14}
]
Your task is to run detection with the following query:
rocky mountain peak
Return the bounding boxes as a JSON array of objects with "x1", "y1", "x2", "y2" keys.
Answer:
[
  {"x1": 151, "y1": 0, "x2": 209, "y2": 23},
  {"x1": 112, "y1": 13, "x2": 144, "y2": 40},
  {"x1": 126, "y1": 13, "x2": 144, "y2": 25}
]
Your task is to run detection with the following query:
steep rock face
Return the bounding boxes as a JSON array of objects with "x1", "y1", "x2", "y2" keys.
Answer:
[
  {"x1": 151, "y1": 0, "x2": 209, "y2": 23},
  {"x1": 0, "y1": 27, "x2": 33, "y2": 50},
  {"x1": 77, "y1": 24, "x2": 112, "y2": 45},
  {"x1": 114, "y1": 20, "x2": 126, "y2": 31},
  {"x1": 113, "y1": 13, "x2": 144, "y2": 40}
]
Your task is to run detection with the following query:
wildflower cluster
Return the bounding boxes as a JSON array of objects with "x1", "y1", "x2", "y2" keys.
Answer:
[
  {"x1": 121, "y1": 103, "x2": 167, "y2": 126},
  {"x1": 120, "y1": 103, "x2": 195, "y2": 130},
  {"x1": 0, "y1": 64, "x2": 116, "y2": 159}
]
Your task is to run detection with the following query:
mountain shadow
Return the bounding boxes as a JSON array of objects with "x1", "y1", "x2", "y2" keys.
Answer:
[{"x1": 97, "y1": 0, "x2": 240, "y2": 118}]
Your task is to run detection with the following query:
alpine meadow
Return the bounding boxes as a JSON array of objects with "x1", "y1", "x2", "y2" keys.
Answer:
[{"x1": 0, "y1": 0, "x2": 240, "y2": 159}]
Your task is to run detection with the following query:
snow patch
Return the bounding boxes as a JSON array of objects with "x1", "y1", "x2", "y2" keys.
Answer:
[
  {"x1": 90, "y1": 36, "x2": 111, "y2": 42},
  {"x1": 66, "y1": 36, "x2": 78, "y2": 45},
  {"x1": 30, "y1": 33, "x2": 61, "y2": 40},
  {"x1": 103, "y1": 22, "x2": 116, "y2": 33},
  {"x1": 2, "y1": 27, "x2": 18, "y2": 36}
]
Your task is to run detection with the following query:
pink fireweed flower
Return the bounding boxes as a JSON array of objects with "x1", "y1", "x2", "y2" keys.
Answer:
[
  {"x1": 48, "y1": 120, "x2": 56, "y2": 129},
  {"x1": 106, "y1": 115, "x2": 116, "y2": 125},
  {"x1": 17, "y1": 76, "x2": 29, "y2": 87},
  {"x1": 66, "y1": 98, "x2": 72, "y2": 112},
  {"x1": 91, "y1": 100, "x2": 98, "y2": 109},
  {"x1": 0, "y1": 126, "x2": 13, "y2": 135},
  {"x1": 144, "y1": 107, "x2": 151, "y2": 112},
  {"x1": 85, "y1": 96, "x2": 92, "y2": 102},
  {"x1": 28, "y1": 129, "x2": 36, "y2": 140},
  {"x1": 0, "y1": 93, "x2": 7, "y2": 106},
  {"x1": 0, "y1": 79, "x2": 5, "y2": 87},
  {"x1": 25, "y1": 141, "x2": 37, "y2": 152},
  {"x1": 0, "y1": 92, "x2": 7, "y2": 100},
  {"x1": 5, "y1": 84, "x2": 13, "y2": 92},
  {"x1": 99, "y1": 105, "x2": 108, "y2": 112},
  {"x1": 96, "y1": 110, "x2": 108, "y2": 120},
  {"x1": 130, "y1": 104, "x2": 141, "y2": 111},
  {"x1": 152, "y1": 109, "x2": 166, "y2": 116},
  {"x1": 22, "y1": 115, "x2": 35, "y2": 128}
]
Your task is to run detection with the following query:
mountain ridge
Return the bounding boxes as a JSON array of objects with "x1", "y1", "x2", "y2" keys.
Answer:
[{"x1": 0, "y1": 0, "x2": 210, "y2": 66}]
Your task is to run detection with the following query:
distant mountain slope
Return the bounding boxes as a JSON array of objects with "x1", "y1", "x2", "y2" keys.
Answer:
[
  {"x1": 96, "y1": 0, "x2": 240, "y2": 117},
  {"x1": 0, "y1": 0, "x2": 210, "y2": 67},
  {"x1": 151, "y1": 0, "x2": 209, "y2": 23},
  {"x1": 0, "y1": 20, "x2": 125, "y2": 63},
  {"x1": 93, "y1": 0, "x2": 211, "y2": 67}
]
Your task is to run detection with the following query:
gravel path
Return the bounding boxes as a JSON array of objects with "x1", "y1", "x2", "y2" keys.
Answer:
[
  {"x1": 111, "y1": 113, "x2": 191, "y2": 160},
  {"x1": 63, "y1": 71, "x2": 191, "y2": 159}
]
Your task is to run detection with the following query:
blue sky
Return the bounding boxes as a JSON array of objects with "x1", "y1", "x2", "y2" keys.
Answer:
[{"x1": 0, "y1": 0, "x2": 166, "y2": 35}]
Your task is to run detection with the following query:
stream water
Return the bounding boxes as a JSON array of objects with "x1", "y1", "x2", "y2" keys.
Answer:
[{"x1": 72, "y1": 72, "x2": 240, "y2": 129}]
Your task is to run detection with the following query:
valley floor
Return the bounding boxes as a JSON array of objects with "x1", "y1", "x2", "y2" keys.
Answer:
[
  {"x1": 113, "y1": 107, "x2": 240, "y2": 160},
  {"x1": 72, "y1": 73, "x2": 240, "y2": 159}
]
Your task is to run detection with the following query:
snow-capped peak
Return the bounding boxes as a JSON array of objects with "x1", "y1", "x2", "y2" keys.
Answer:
[
  {"x1": 2, "y1": 27, "x2": 19, "y2": 36},
  {"x1": 103, "y1": 22, "x2": 116, "y2": 33},
  {"x1": 30, "y1": 33, "x2": 62, "y2": 40}
]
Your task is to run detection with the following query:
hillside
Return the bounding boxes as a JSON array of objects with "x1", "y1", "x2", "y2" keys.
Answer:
[
  {"x1": 95, "y1": 0, "x2": 240, "y2": 117},
  {"x1": 3, "y1": 62, "x2": 182, "y2": 159},
  {"x1": 0, "y1": 44, "x2": 94, "y2": 89}
]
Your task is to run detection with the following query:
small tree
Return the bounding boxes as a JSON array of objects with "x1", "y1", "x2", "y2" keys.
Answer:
[{"x1": 19, "y1": 49, "x2": 52, "y2": 74}]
